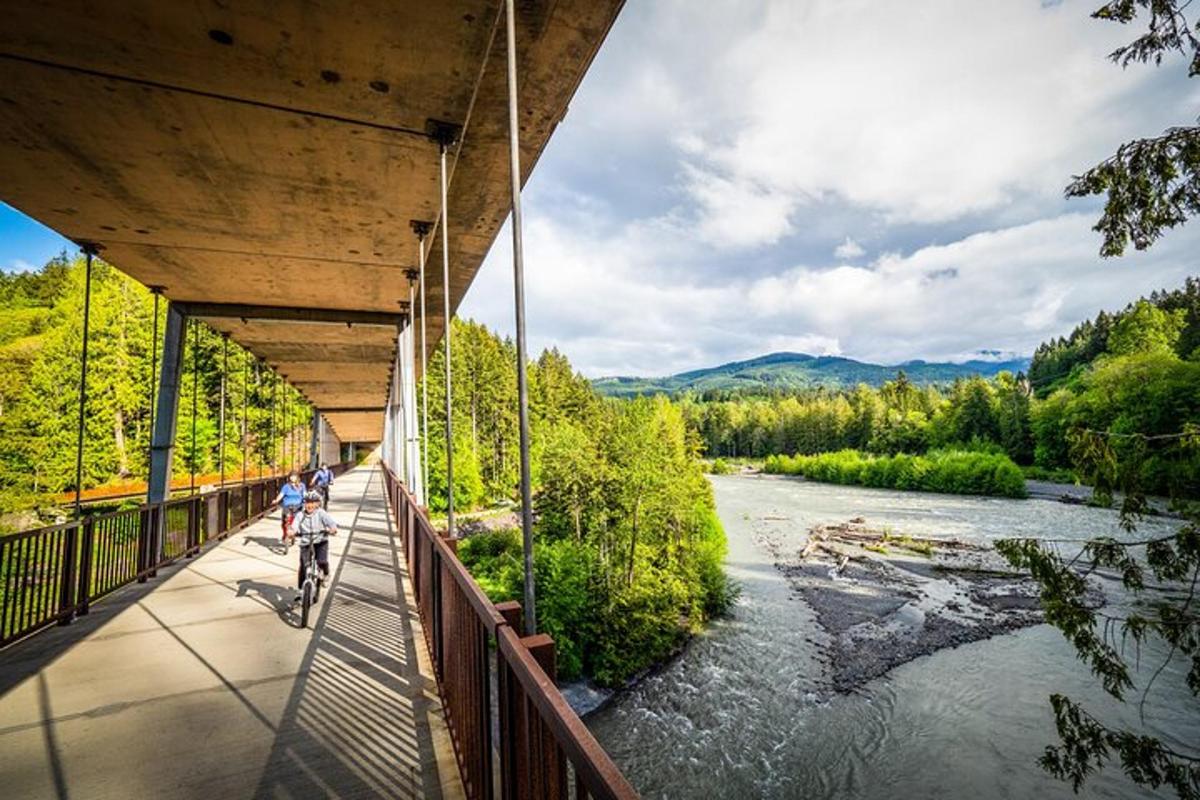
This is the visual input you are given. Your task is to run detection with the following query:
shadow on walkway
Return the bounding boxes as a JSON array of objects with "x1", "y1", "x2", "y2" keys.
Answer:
[{"x1": 251, "y1": 469, "x2": 441, "y2": 799}]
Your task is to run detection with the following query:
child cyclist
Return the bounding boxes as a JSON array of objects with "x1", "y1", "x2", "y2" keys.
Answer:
[
  {"x1": 288, "y1": 490, "x2": 338, "y2": 599},
  {"x1": 273, "y1": 472, "x2": 305, "y2": 543}
]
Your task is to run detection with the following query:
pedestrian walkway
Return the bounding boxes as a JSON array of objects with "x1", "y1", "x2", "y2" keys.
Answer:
[{"x1": 0, "y1": 466, "x2": 462, "y2": 799}]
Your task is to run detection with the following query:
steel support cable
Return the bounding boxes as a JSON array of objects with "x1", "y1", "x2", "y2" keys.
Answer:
[
  {"x1": 439, "y1": 141, "x2": 456, "y2": 538},
  {"x1": 241, "y1": 355, "x2": 248, "y2": 484},
  {"x1": 190, "y1": 318, "x2": 199, "y2": 494},
  {"x1": 417, "y1": 228, "x2": 430, "y2": 507},
  {"x1": 147, "y1": 288, "x2": 161, "y2": 485},
  {"x1": 406, "y1": 270, "x2": 419, "y2": 494},
  {"x1": 72, "y1": 246, "x2": 96, "y2": 518},
  {"x1": 218, "y1": 334, "x2": 227, "y2": 486},
  {"x1": 506, "y1": 0, "x2": 537, "y2": 635}
]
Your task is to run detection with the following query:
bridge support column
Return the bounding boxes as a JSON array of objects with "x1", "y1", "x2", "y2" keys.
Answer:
[
  {"x1": 310, "y1": 410, "x2": 320, "y2": 469},
  {"x1": 149, "y1": 304, "x2": 186, "y2": 504}
]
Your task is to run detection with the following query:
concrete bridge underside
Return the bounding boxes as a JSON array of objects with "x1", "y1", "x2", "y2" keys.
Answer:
[
  {"x1": 0, "y1": 0, "x2": 622, "y2": 444},
  {"x1": 0, "y1": 466, "x2": 462, "y2": 799}
]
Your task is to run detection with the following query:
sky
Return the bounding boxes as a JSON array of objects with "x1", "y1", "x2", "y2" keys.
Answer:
[{"x1": 3, "y1": 0, "x2": 1198, "y2": 377}]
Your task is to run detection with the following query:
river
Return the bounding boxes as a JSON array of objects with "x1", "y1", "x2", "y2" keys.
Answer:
[{"x1": 587, "y1": 474, "x2": 1198, "y2": 799}]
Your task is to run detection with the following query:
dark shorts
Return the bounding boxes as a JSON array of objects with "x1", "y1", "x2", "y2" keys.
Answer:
[{"x1": 298, "y1": 540, "x2": 329, "y2": 587}]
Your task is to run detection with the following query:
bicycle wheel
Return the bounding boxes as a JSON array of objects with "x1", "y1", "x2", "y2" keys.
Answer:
[
  {"x1": 300, "y1": 581, "x2": 313, "y2": 628},
  {"x1": 313, "y1": 571, "x2": 322, "y2": 604}
]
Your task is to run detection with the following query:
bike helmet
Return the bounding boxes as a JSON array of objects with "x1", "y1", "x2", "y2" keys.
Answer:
[{"x1": 303, "y1": 490, "x2": 323, "y2": 503}]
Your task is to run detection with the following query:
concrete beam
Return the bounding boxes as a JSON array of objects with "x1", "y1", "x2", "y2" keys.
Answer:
[{"x1": 177, "y1": 302, "x2": 402, "y2": 327}]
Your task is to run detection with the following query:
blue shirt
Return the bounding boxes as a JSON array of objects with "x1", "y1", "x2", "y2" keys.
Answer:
[
  {"x1": 312, "y1": 468, "x2": 333, "y2": 487},
  {"x1": 279, "y1": 482, "x2": 305, "y2": 507}
]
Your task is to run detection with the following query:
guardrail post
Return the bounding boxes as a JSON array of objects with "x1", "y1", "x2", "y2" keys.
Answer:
[
  {"x1": 76, "y1": 517, "x2": 95, "y2": 616},
  {"x1": 496, "y1": 601, "x2": 522, "y2": 631},
  {"x1": 136, "y1": 508, "x2": 150, "y2": 582},
  {"x1": 57, "y1": 522, "x2": 80, "y2": 625},
  {"x1": 432, "y1": 548, "x2": 443, "y2": 678},
  {"x1": 521, "y1": 634, "x2": 564, "y2": 800}
]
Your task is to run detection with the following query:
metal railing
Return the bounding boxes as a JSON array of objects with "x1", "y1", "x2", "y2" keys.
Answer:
[
  {"x1": 0, "y1": 463, "x2": 349, "y2": 648},
  {"x1": 382, "y1": 466, "x2": 638, "y2": 800}
]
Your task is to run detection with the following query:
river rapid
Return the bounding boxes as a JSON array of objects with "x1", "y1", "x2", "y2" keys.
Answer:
[{"x1": 587, "y1": 474, "x2": 1199, "y2": 799}]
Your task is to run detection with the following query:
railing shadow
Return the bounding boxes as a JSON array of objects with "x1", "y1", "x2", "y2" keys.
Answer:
[{"x1": 252, "y1": 469, "x2": 442, "y2": 799}]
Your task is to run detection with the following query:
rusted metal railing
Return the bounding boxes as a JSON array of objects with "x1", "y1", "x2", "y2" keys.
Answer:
[
  {"x1": 0, "y1": 463, "x2": 350, "y2": 648},
  {"x1": 382, "y1": 466, "x2": 638, "y2": 800}
]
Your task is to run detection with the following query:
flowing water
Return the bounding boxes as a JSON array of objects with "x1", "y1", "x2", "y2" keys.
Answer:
[{"x1": 587, "y1": 474, "x2": 1198, "y2": 799}]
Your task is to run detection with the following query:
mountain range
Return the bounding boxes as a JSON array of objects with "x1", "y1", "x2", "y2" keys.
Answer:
[{"x1": 591, "y1": 351, "x2": 1031, "y2": 397}]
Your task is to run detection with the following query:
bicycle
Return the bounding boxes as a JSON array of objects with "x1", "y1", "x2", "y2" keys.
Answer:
[
  {"x1": 280, "y1": 504, "x2": 300, "y2": 546},
  {"x1": 295, "y1": 528, "x2": 334, "y2": 628}
]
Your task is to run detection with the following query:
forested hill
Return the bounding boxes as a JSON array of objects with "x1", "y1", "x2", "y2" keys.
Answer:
[
  {"x1": 1028, "y1": 276, "x2": 1200, "y2": 395},
  {"x1": 592, "y1": 351, "x2": 1030, "y2": 398}
]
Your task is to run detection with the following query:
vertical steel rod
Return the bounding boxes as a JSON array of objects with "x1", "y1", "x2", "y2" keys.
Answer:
[
  {"x1": 73, "y1": 246, "x2": 96, "y2": 518},
  {"x1": 418, "y1": 228, "x2": 430, "y2": 506},
  {"x1": 218, "y1": 334, "x2": 227, "y2": 486},
  {"x1": 241, "y1": 355, "x2": 248, "y2": 484},
  {"x1": 506, "y1": 0, "x2": 537, "y2": 635},
  {"x1": 190, "y1": 318, "x2": 199, "y2": 494},
  {"x1": 270, "y1": 371, "x2": 277, "y2": 474},
  {"x1": 147, "y1": 288, "x2": 161, "y2": 481},
  {"x1": 439, "y1": 142, "x2": 456, "y2": 538}
]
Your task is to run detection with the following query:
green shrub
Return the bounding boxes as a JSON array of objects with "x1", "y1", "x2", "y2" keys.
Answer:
[
  {"x1": 763, "y1": 448, "x2": 1027, "y2": 498},
  {"x1": 707, "y1": 458, "x2": 733, "y2": 475}
]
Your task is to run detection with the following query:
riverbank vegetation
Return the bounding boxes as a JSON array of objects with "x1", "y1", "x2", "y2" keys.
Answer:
[
  {"x1": 765, "y1": 448, "x2": 1027, "y2": 498},
  {"x1": 424, "y1": 319, "x2": 731, "y2": 686},
  {"x1": 680, "y1": 278, "x2": 1200, "y2": 500}
]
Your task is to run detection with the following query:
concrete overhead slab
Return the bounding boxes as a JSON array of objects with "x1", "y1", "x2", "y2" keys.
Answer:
[
  {"x1": 0, "y1": 466, "x2": 463, "y2": 800},
  {"x1": 0, "y1": 0, "x2": 624, "y2": 442}
]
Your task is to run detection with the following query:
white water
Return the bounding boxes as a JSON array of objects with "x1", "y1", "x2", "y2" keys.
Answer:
[{"x1": 587, "y1": 475, "x2": 1198, "y2": 799}]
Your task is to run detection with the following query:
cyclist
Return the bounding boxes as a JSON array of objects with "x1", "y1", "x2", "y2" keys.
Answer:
[
  {"x1": 273, "y1": 472, "x2": 305, "y2": 543},
  {"x1": 309, "y1": 462, "x2": 334, "y2": 508},
  {"x1": 289, "y1": 490, "x2": 338, "y2": 599}
]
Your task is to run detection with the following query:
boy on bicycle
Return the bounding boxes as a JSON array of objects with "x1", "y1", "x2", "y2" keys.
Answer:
[{"x1": 289, "y1": 490, "x2": 338, "y2": 599}]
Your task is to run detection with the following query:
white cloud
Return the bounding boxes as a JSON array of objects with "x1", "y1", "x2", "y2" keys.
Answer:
[
  {"x1": 569, "y1": 0, "x2": 1185, "y2": 248},
  {"x1": 462, "y1": 207, "x2": 1199, "y2": 375},
  {"x1": 833, "y1": 237, "x2": 865, "y2": 260},
  {"x1": 457, "y1": 0, "x2": 1198, "y2": 376},
  {"x1": 4, "y1": 259, "x2": 34, "y2": 272}
]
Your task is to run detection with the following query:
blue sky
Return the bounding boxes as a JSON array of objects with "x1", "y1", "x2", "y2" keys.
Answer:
[
  {"x1": 0, "y1": 201, "x2": 75, "y2": 273},
  {"x1": 4, "y1": 0, "x2": 1198, "y2": 377}
]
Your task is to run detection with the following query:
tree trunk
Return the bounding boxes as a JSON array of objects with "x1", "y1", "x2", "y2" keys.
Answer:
[
  {"x1": 114, "y1": 406, "x2": 130, "y2": 478},
  {"x1": 626, "y1": 495, "x2": 641, "y2": 587}
]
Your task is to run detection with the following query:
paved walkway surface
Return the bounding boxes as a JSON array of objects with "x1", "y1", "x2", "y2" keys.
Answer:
[{"x1": 0, "y1": 466, "x2": 461, "y2": 799}]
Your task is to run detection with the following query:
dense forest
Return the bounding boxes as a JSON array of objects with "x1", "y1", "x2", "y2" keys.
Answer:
[
  {"x1": 1027, "y1": 277, "x2": 1200, "y2": 393},
  {"x1": 424, "y1": 319, "x2": 731, "y2": 685},
  {"x1": 683, "y1": 279, "x2": 1200, "y2": 499},
  {"x1": 0, "y1": 255, "x2": 313, "y2": 524}
]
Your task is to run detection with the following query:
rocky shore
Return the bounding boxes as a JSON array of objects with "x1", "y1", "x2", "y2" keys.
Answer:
[{"x1": 757, "y1": 518, "x2": 1055, "y2": 693}]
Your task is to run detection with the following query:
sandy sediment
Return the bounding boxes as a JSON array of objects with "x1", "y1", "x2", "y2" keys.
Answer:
[{"x1": 758, "y1": 519, "x2": 1049, "y2": 693}]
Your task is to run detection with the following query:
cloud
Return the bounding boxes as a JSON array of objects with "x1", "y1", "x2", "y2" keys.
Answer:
[
  {"x1": 834, "y1": 238, "x2": 865, "y2": 260},
  {"x1": 462, "y1": 206, "x2": 1199, "y2": 375},
  {"x1": 456, "y1": 0, "x2": 1198, "y2": 377},
  {"x1": 565, "y1": 0, "x2": 1186, "y2": 248},
  {"x1": 4, "y1": 258, "x2": 34, "y2": 273}
]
